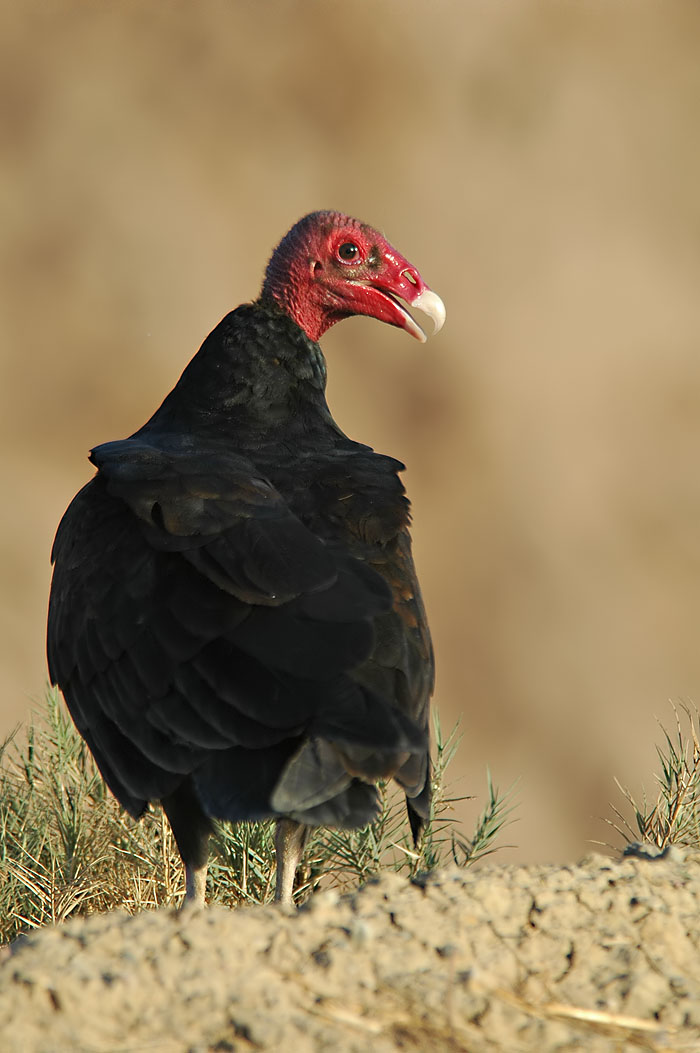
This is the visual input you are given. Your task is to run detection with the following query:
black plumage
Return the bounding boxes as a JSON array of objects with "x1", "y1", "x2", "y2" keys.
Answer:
[{"x1": 47, "y1": 213, "x2": 440, "y2": 904}]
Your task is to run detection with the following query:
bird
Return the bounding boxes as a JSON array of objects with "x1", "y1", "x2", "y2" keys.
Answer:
[{"x1": 47, "y1": 210, "x2": 445, "y2": 906}]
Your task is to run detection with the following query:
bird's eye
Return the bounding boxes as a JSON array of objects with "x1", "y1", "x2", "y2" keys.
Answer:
[{"x1": 337, "y1": 242, "x2": 360, "y2": 262}]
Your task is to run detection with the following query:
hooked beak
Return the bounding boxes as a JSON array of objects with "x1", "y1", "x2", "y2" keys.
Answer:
[
  {"x1": 390, "y1": 286, "x2": 446, "y2": 343},
  {"x1": 347, "y1": 246, "x2": 446, "y2": 342},
  {"x1": 347, "y1": 274, "x2": 446, "y2": 343}
]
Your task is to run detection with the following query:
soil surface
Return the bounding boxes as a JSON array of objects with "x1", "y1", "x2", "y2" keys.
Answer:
[{"x1": 1, "y1": 851, "x2": 699, "y2": 1053}]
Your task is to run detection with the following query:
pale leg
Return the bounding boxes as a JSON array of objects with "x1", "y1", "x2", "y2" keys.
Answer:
[
  {"x1": 161, "y1": 779, "x2": 213, "y2": 909},
  {"x1": 274, "y1": 818, "x2": 309, "y2": 905},
  {"x1": 184, "y1": 861, "x2": 208, "y2": 906}
]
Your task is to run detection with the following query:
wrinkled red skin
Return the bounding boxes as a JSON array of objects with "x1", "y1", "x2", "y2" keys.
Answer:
[{"x1": 261, "y1": 210, "x2": 430, "y2": 342}]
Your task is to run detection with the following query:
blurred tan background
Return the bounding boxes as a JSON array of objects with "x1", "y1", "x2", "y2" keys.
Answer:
[{"x1": 2, "y1": 0, "x2": 700, "y2": 862}]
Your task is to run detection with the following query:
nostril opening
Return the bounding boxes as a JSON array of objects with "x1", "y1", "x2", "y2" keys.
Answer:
[{"x1": 402, "y1": 269, "x2": 418, "y2": 286}]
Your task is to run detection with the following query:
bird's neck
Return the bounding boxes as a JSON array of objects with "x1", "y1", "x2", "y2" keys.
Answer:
[
  {"x1": 260, "y1": 262, "x2": 344, "y2": 342},
  {"x1": 142, "y1": 302, "x2": 342, "y2": 446}
]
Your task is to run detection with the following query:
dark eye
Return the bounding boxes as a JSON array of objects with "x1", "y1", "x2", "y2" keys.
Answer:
[{"x1": 337, "y1": 242, "x2": 360, "y2": 262}]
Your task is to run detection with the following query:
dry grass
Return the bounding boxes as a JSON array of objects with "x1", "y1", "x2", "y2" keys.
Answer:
[{"x1": 0, "y1": 691, "x2": 516, "y2": 944}]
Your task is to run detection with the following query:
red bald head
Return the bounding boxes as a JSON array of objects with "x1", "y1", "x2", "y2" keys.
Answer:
[{"x1": 260, "y1": 211, "x2": 445, "y2": 344}]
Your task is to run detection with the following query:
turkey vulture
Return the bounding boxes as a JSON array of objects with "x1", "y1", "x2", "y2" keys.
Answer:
[{"x1": 47, "y1": 211, "x2": 445, "y2": 905}]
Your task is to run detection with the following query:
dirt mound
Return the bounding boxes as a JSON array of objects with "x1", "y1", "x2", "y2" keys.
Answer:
[{"x1": 1, "y1": 852, "x2": 699, "y2": 1052}]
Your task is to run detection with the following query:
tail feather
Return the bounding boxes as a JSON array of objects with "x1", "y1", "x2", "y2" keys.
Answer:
[{"x1": 405, "y1": 756, "x2": 432, "y2": 846}]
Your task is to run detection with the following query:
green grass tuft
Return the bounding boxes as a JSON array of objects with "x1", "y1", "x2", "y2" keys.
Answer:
[{"x1": 602, "y1": 702, "x2": 700, "y2": 852}]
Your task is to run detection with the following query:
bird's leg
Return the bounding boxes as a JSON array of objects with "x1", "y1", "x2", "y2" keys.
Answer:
[
  {"x1": 274, "y1": 818, "x2": 309, "y2": 906},
  {"x1": 161, "y1": 778, "x2": 214, "y2": 908},
  {"x1": 184, "y1": 860, "x2": 208, "y2": 906}
]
